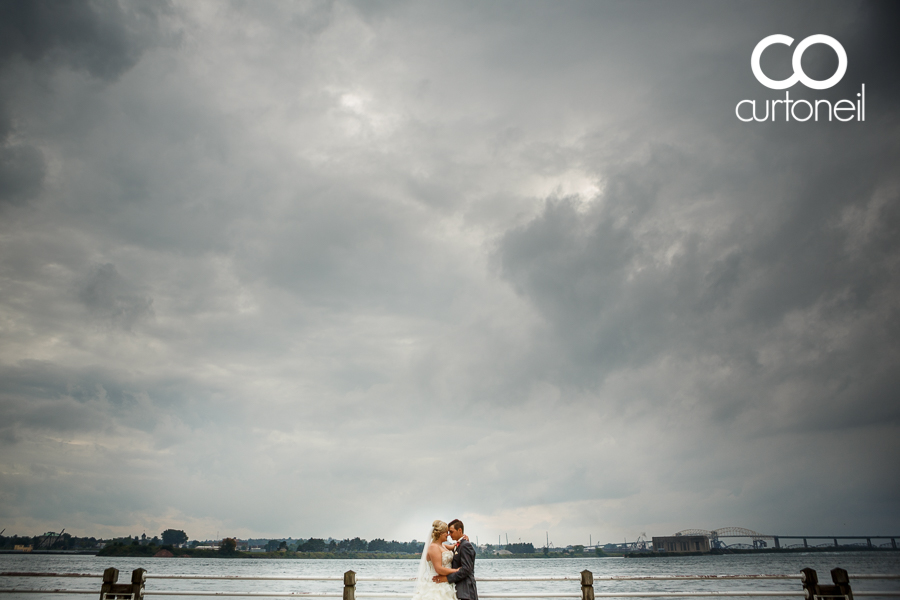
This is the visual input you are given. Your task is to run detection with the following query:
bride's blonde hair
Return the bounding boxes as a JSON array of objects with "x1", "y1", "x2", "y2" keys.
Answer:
[{"x1": 431, "y1": 520, "x2": 448, "y2": 542}]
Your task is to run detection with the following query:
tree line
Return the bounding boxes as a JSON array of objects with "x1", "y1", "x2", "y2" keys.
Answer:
[
  {"x1": 0, "y1": 533, "x2": 102, "y2": 551},
  {"x1": 140, "y1": 532, "x2": 425, "y2": 554},
  {"x1": 288, "y1": 538, "x2": 423, "y2": 553},
  {"x1": 1, "y1": 530, "x2": 425, "y2": 554}
]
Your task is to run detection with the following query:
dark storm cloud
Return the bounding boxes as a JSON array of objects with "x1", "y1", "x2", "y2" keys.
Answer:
[
  {"x1": 0, "y1": 0, "x2": 898, "y2": 543},
  {"x1": 495, "y1": 0, "x2": 900, "y2": 446},
  {"x1": 0, "y1": 0, "x2": 158, "y2": 81},
  {"x1": 851, "y1": 1, "x2": 900, "y2": 102},
  {"x1": 0, "y1": 143, "x2": 44, "y2": 204},
  {"x1": 0, "y1": 0, "x2": 166, "y2": 205},
  {"x1": 498, "y1": 141, "x2": 900, "y2": 428}
]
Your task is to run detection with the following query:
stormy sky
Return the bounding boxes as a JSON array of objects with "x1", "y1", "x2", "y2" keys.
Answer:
[{"x1": 1, "y1": 0, "x2": 898, "y2": 546}]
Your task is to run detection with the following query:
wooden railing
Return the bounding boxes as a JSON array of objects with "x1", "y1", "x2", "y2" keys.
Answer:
[{"x1": 1, "y1": 567, "x2": 898, "y2": 599}]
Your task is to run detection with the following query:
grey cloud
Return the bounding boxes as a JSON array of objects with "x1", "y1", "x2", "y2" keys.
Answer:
[
  {"x1": 497, "y1": 134, "x2": 900, "y2": 433},
  {"x1": 489, "y1": 2, "x2": 900, "y2": 440},
  {"x1": 0, "y1": 0, "x2": 166, "y2": 207},
  {"x1": 78, "y1": 263, "x2": 154, "y2": 330},
  {"x1": 0, "y1": 359, "x2": 239, "y2": 447},
  {"x1": 0, "y1": 143, "x2": 44, "y2": 204},
  {"x1": 0, "y1": 360, "x2": 126, "y2": 443},
  {"x1": 0, "y1": 0, "x2": 163, "y2": 81},
  {"x1": 850, "y1": 1, "x2": 900, "y2": 102},
  {"x1": 1, "y1": 0, "x2": 899, "y2": 542}
]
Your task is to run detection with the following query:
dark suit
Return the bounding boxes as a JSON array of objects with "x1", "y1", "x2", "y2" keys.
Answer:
[{"x1": 447, "y1": 539, "x2": 478, "y2": 600}]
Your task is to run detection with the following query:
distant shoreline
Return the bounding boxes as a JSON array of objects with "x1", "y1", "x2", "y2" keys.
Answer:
[
  {"x1": 4, "y1": 547, "x2": 895, "y2": 559},
  {"x1": 97, "y1": 546, "x2": 898, "y2": 560},
  {"x1": 626, "y1": 547, "x2": 900, "y2": 558},
  {"x1": 0, "y1": 550, "x2": 98, "y2": 555},
  {"x1": 3, "y1": 547, "x2": 618, "y2": 559}
]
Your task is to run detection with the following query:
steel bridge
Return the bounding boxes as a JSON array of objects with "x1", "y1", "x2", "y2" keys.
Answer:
[{"x1": 673, "y1": 528, "x2": 899, "y2": 550}]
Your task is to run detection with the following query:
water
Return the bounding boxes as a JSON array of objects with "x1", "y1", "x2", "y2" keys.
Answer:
[{"x1": 1, "y1": 552, "x2": 898, "y2": 599}]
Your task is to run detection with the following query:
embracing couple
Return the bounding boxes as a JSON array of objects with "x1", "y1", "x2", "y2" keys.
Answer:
[{"x1": 412, "y1": 519, "x2": 478, "y2": 600}]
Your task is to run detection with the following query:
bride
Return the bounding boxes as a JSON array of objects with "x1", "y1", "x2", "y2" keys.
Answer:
[{"x1": 412, "y1": 520, "x2": 459, "y2": 600}]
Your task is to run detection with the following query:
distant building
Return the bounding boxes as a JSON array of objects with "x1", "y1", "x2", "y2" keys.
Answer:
[{"x1": 652, "y1": 535, "x2": 710, "y2": 553}]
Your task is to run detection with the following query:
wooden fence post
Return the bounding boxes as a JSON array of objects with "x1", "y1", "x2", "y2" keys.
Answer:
[
  {"x1": 98, "y1": 567, "x2": 145, "y2": 600},
  {"x1": 99, "y1": 568, "x2": 119, "y2": 600},
  {"x1": 581, "y1": 570, "x2": 594, "y2": 600},
  {"x1": 344, "y1": 570, "x2": 357, "y2": 600},
  {"x1": 130, "y1": 569, "x2": 147, "y2": 599},
  {"x1": 831, "y1": 568, "x2": 853, "y2": 600},
  {"x1": 802, "y1": 566, "x2": 853, "y2": 600}
]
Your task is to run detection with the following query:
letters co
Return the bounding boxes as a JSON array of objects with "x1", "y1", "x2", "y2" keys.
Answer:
[{"x1": 736, "y1": 34, "x2": 865, "y2": 123}]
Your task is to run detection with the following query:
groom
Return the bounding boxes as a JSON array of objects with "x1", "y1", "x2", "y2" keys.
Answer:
[{"x1": 433, "y1": 519, "x2": 478, "y2": 600}]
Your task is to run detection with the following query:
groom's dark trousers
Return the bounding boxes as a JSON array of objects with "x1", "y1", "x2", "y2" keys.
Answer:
[{"x1": 447, "y1": 539, "x2": 478, "y2": 600}]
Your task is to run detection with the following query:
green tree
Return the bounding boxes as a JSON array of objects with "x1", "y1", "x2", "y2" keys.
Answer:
[
  {"x1": 162, "y1": 529, "x2": 188, "y2": 546},
  {"x1": 298, "y1": 538, "x2": 327, "y2": 552},
  {"x1": 349, "y1": 537, "x2": 367, "y2": 551},
  {"x1": 220, "y1": 538, "x2": 238, "y2": 554}
]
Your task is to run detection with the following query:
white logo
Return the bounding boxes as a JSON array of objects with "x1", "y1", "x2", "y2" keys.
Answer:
[{"x1": 751, "y1": 34, "x2": 847, "y2": 90}]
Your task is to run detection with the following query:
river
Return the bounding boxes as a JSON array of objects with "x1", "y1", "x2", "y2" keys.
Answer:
[{"x1": 1, "y1": 552, "x2": 899, "y2": 599}]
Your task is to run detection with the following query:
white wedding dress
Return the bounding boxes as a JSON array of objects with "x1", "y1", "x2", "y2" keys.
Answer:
[{"x1": 412, "y1": 549, "x2": 457, "y2": 600}]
